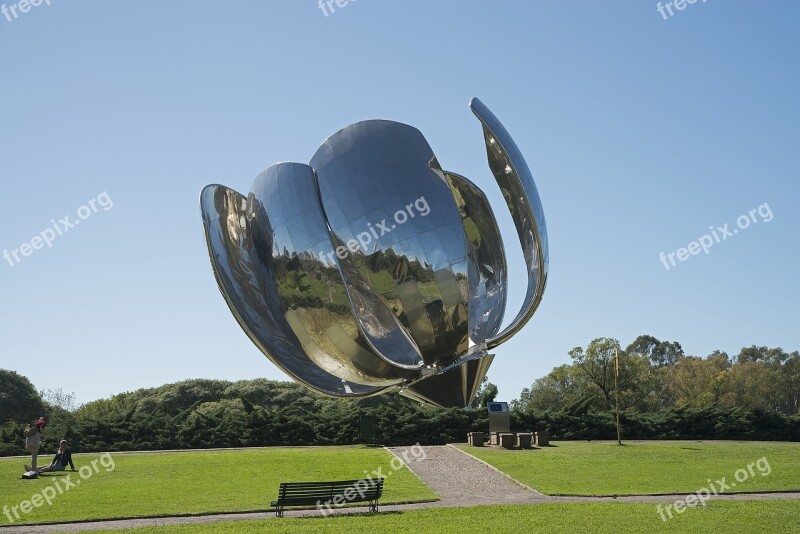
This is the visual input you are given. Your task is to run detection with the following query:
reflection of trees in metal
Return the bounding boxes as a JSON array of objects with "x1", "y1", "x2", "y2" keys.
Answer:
[{"x1": 200, "y1": 98, "x2": 548, "y2": 407}]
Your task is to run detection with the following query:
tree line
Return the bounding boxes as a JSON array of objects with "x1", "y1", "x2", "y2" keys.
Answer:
[
  {"x1": 514, "y1": 335, "x2": 800, "y2": 416},
  {"x1": 1, "y1": 334, "x2": 798, "y2": 456},
  {"x1": 0, "y1": 371, "x2": 489, "y2": 456}
]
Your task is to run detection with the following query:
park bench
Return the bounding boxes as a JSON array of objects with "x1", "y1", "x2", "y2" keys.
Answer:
[{"x1": 271, "y1": 478, "x2": 384, "y2": 517}]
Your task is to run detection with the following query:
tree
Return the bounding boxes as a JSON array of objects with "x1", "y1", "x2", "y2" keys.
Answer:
[
  {"x1": 784, "y1": 352, "x2": 800, "y2": 415},
  {"x1": 651, "y1": 341, "x2": 684, "y2": 367},
  {"x1": 626, "y1": 335, "x2": 683, "y2": 367},
  {"x1": 569, "y1": 338, "x2": 621, "y2": 408},
  {"x1": 41, "y1": 388, "x2": 78, "y2": 412},
  {"x1": 513, "y1": 364, "x2": 595, "y2": 413},
  {"x1": 472, "y1": 378, "x2": 498, "y2": 408},
  {"x1": 569, "y1": 339, "x2": 659, "y2": 412},
  {"x1": 666, "y1": 354, "x2": 731, "y2": 407},
  {"x1": 0, "y1": 369, "x2": 45, "y2": 424},
  {"x1": 726, "y1": 347, "x2": 799, "y2": 414},
  {"x1": 626, "y1": 335, "x2": 660, "y2": 362},
  {"x1": 617, "y1": 352, "x2": 659, "y2": 411}
]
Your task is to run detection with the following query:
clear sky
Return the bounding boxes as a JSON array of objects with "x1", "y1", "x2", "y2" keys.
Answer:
[{"x1": 1, "y1": 1, "x2": 798, "y2": 405}]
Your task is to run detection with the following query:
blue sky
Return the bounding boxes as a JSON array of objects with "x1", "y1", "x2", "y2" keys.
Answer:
[{"x1": 1, "y1": 1, "x2": 798, "y2": 405}]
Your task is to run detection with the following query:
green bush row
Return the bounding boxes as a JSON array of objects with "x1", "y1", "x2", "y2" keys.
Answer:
[{"x1": 2, "y1": 378, "x2": 798, "y2": 457}]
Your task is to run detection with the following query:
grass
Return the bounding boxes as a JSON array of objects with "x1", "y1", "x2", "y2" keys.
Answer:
[
  {"x1": 0, "y1": 446, "x2": 437, "y2": 525},
  {"x1": 4, "y1": 441, "x2": 799, "y2": 530},
  {"x1": 456, "y1": 440, "x2": 800, "y2": 495},
  {"x1": 92, "y1": 500, "x2": 800, "y2": 533}
]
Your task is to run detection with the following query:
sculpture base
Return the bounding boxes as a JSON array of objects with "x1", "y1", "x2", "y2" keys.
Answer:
[{"x1": 399, "y1": 352, "x2": 495, "y2": 408}]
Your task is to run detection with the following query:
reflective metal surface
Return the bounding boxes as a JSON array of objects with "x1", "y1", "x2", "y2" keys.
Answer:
[
  {"x1": 310, "y1": 121, "x2": 470, "y2": 366},
  {"x1": 248, "y1": 163, "x2": 421, "y2": 386},
  {"x1": 469, "y1": 98, "x2": 548, "y2": 349},
  {"x1": 200, "y1": 97, "x2": 548, "y2": 407},
  {"x1": 443, "y1": 171, "x2": 507, "y2": 343},
  {"x1": 200, "y1": 184, "x2": 388, "y2": 397}
]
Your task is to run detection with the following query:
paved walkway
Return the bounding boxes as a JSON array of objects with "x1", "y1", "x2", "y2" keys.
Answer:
[
  {"x1": 3, "y1": 445, "x2": 799, "y2": 533},
  {"x1": 390, "y1": 444, "x2": 544, "y2": 506}
]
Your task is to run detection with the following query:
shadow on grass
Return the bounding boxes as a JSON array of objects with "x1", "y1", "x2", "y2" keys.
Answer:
[
  {"x1": 470, "y1": 445, "x2": 557, "y2": 450},
  {"x1": 294, "y1": 511, "x2": 403, "y2": 520}
]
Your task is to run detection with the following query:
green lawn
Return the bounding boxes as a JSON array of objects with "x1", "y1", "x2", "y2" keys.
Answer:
[
  {"x1": 457, "y1": 440, "x2": 800, "y2": 495},
  {"x1": 0, "y1": 446, "x2": 437, "y2": 525},
  {"x1": 94, "y1": 500, "x2": 800, "y2": 533}
]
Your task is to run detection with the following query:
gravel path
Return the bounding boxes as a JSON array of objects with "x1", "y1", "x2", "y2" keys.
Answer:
[
  {"x1": 387, "y1": 444, "x2": 544, "y2": 506},
  {"x1": 3, "y1": 445, "x2": 799, "y2": 533}
]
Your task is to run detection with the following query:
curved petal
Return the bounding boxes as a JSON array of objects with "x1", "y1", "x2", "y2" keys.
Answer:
[
  {"x1": 248, "y1": 163, "x2": 422, "y2": 385},
  {"x1": 442, "y1": 171, "x2": 508, "y2": 342},
  {"x1": 310, "y1": 120, "x2": 471, "y2": 365},
  {"x1": 200, "y1": 184, "x2": 387, "y2": 397},
  {"x1": 470, "y1": 98, "x2": 548, "y2": 349}
]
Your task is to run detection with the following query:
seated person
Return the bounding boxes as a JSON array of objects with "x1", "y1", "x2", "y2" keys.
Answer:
[{"x1": 26, "y1": 440, "x2": 75, "y2": 473}]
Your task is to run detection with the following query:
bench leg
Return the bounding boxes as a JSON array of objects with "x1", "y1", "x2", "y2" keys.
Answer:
[{"x1": 275, "y1": 506, "x2": 283, "y2": 518}]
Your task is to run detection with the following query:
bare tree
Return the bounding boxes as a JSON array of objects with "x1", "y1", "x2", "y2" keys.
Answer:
[{"x1": 40, "y1": 388, "x2": 78, "y2": 412}]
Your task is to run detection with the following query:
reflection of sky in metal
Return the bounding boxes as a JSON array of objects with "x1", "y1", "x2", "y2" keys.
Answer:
[
  {"x1": 312, "y1": 120, "x2": 471, "y2": 365},
  {"x1": 201, "y1": 98, "x2": 547, "y2": 407}
]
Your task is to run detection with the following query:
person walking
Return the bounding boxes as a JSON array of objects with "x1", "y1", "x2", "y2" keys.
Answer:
[{"x1": 24, "y1": 417, "x2": 46, "y2": 471}]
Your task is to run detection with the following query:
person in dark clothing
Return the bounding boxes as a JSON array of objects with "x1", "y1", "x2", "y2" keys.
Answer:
[{"x1": 26, "y1": 440, "x2": 75, "y2": 473}]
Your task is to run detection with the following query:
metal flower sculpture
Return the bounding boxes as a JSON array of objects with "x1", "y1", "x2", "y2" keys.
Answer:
[{"x1": 200, "y1": 98, "x2": 547, "y2": 407}]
